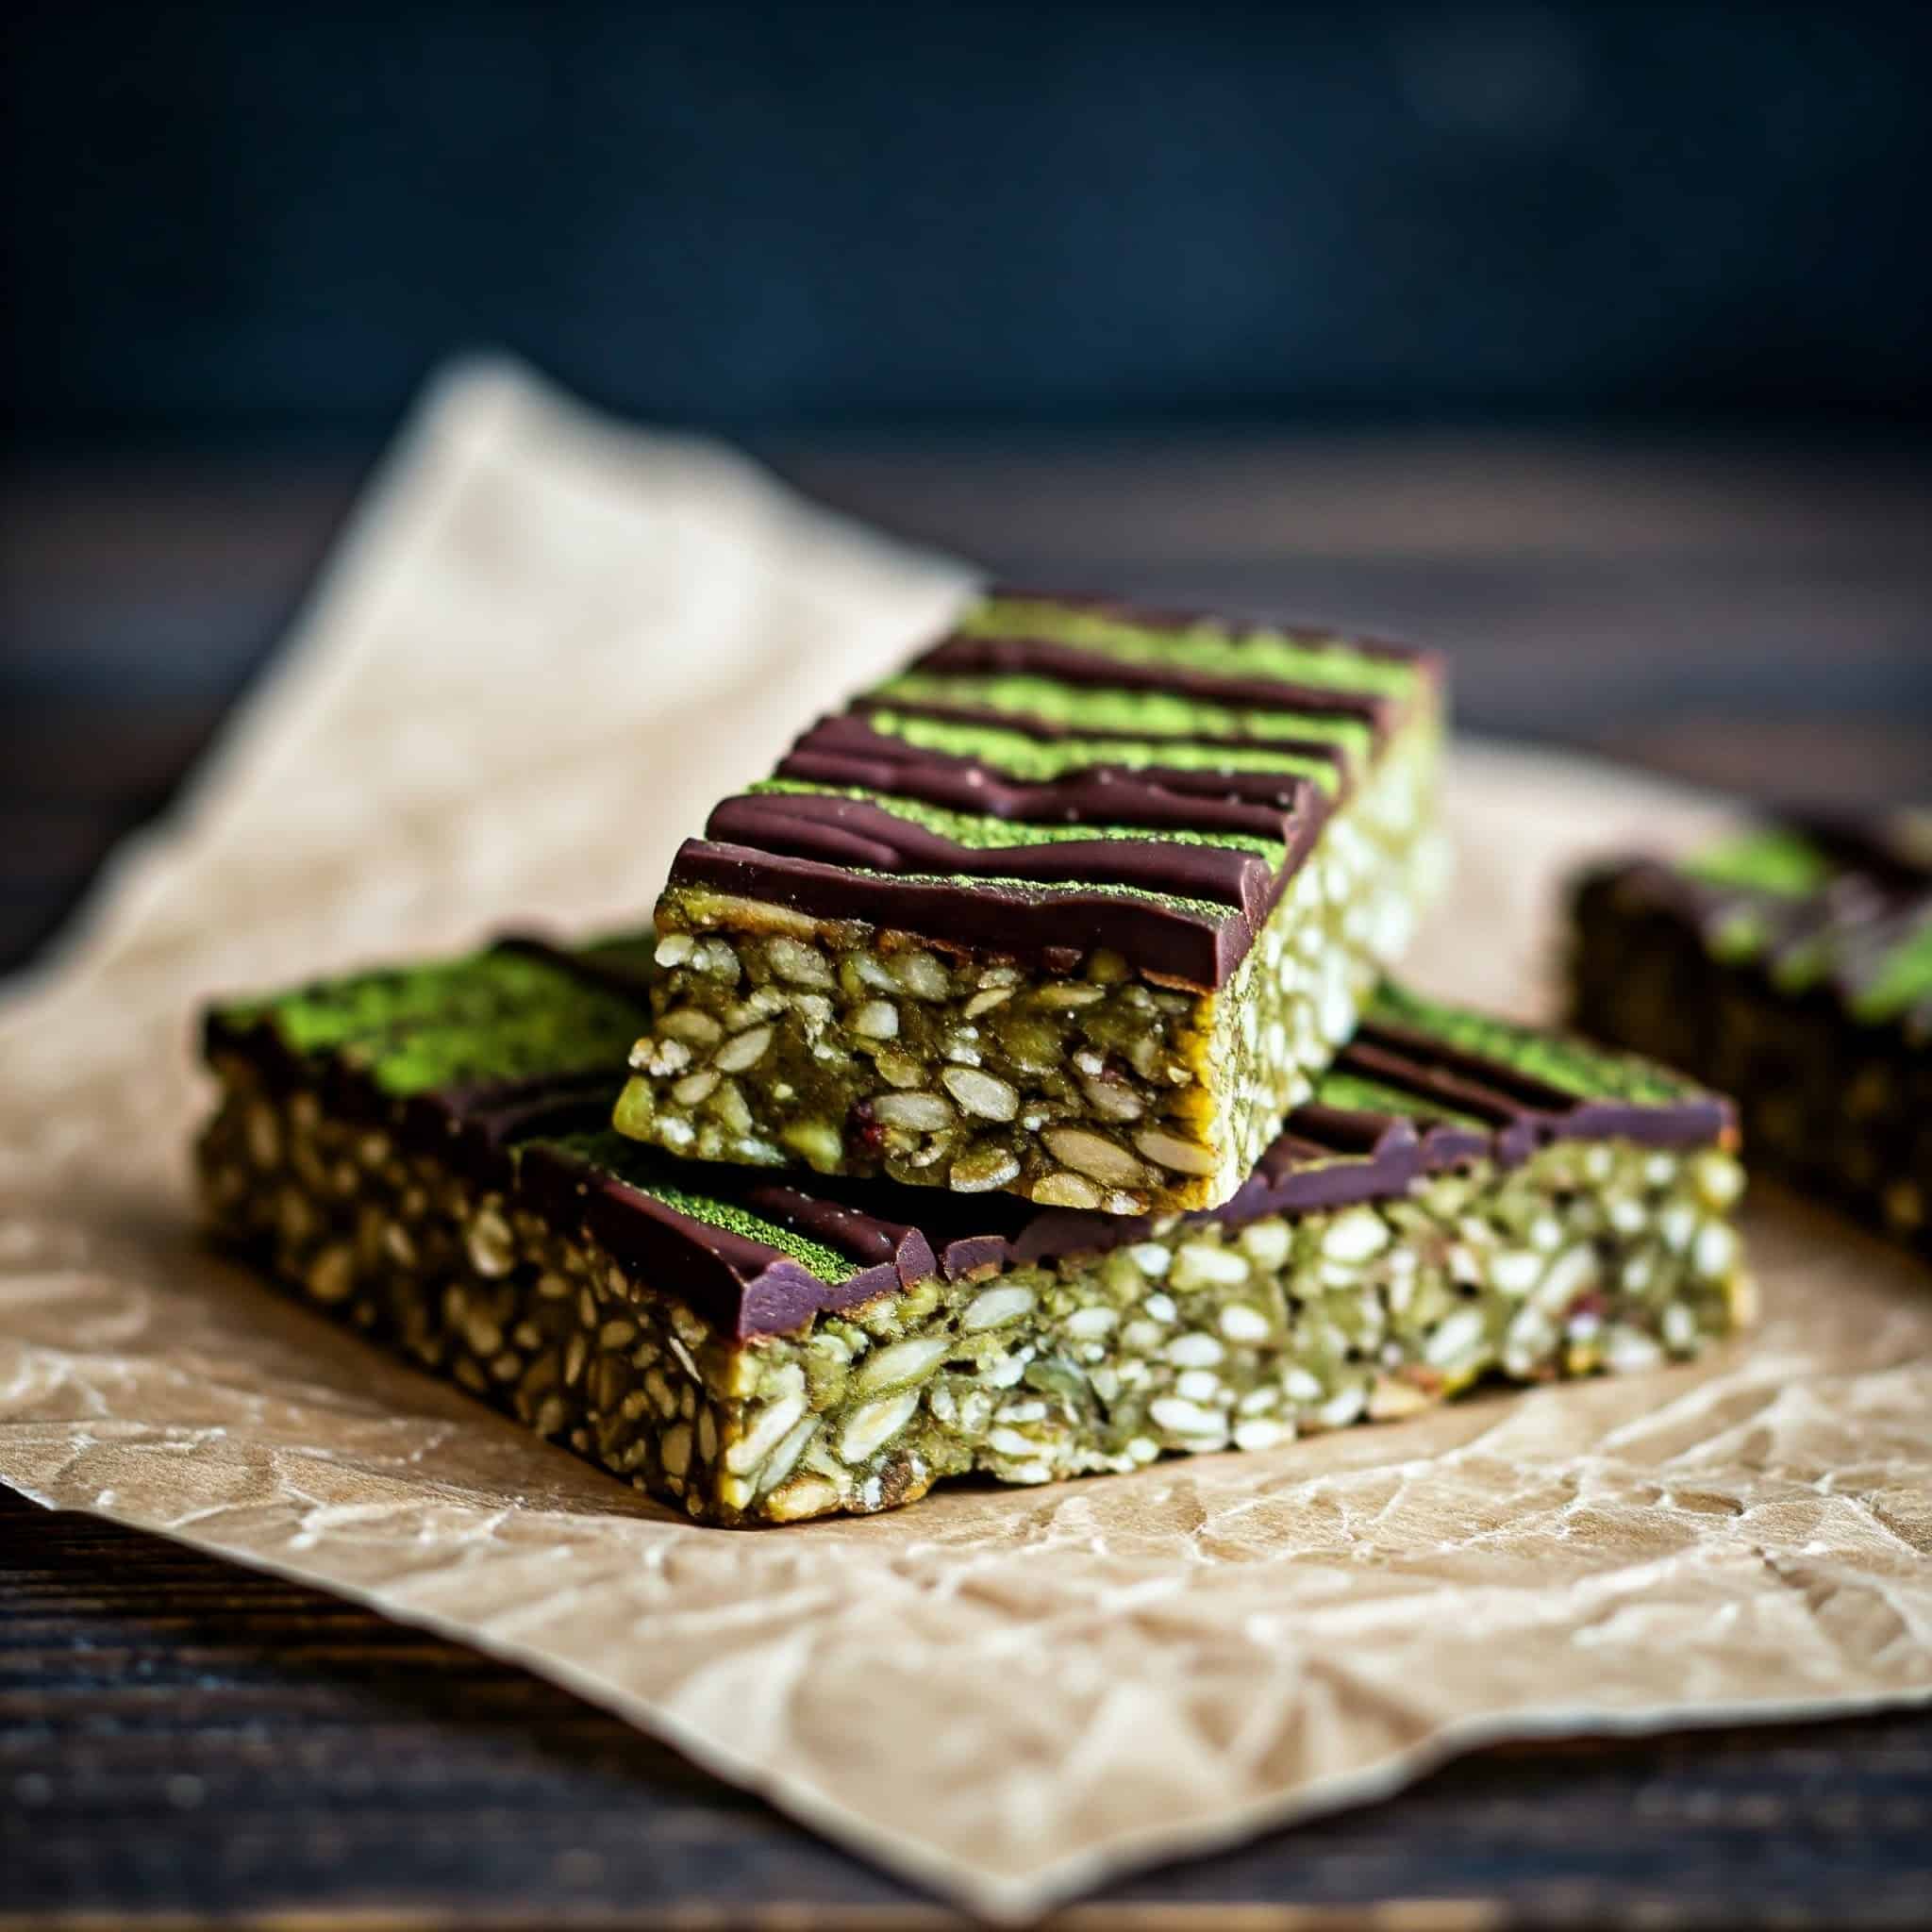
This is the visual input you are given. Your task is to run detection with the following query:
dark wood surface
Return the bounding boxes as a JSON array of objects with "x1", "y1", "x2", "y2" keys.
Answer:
[{"x1": 3, "y1": 440, "x2": 1930, "y2": 1928}]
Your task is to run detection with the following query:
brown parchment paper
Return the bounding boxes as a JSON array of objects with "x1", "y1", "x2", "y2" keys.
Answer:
[{"x1": 3, "y1": 358, "x2": 1929, "y2": 1921}]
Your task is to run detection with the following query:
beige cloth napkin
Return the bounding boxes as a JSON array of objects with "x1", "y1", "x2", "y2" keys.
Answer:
[{"x1": 3, "y1": 358, "x2": 1928, "y2": 1921}]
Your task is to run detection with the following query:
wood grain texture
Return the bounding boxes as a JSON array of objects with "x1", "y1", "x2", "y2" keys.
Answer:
[
  {"x1": 7, "y1": 1491, "x2": 1930, "y2": 1930},
  {"x1": 1, "y1": 441, "x2": 1928, "y2": 1927}
]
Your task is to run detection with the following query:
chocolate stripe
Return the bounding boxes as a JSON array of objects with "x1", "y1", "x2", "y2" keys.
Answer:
[
  {"x1": 668, "y1": 837, "x2": 1248, "y2": 987},
  {"x1": 734, "y1": 1182, "x2": 939, "y2": 1283},
  {"x1": 1346, "y1": 1022, "x2": 1731, "y2": 1152},
  {"x1": 777, "y1": 745, "x2": 1312, "y2": 840},
  {"x1": 852, "y1": 694, "x2": 1357, "y2": 773},
  {"x1": 1336, "y1": 1039, "x2": 1555, "y2": 1164},
  {"x1": 518, "y1": 1146, "x2": 896, "y2": 1340},
  {"x1": 706, "y1": 792, "x2": 1278, "y2": 918},
  {"x1": 787, "y1": 712, "x2": 1327, "y2": 831},
  {"x1": 908, "y1": 634, "x2": 1397, "y2": 735}
]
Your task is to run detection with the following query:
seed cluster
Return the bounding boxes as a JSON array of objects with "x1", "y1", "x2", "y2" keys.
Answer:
[{"x1": 199, "y1": 1062, "x2": 1752, "y2": 1527}]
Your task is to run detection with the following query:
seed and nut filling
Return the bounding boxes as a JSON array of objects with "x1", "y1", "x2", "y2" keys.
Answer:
[
  {"x1": 201, "y1": 1067, "x2": 1752, "y2": 1528},
  {"x1": 618, "y1": 724, "x2": 1441, "y2": 1212}
]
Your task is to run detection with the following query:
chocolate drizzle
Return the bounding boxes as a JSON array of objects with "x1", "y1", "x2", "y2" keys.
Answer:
[
  {"x1": 206, "y1": 935, "x2": 1734, "y2": 1342},
  {"x1": 842, "y1": 696, "x2": 1355, "y2": 773},
  {"x1": 660, "y1": 590, "x2": 1440, "y2": 987},
  {"x1": 670, "y1": 838, "x2": 1255, "y2": 986},
  {"x1": 706, "y1": 792, "x2": 1285, "y2": 922},
  {"x1": 782, "y1": 711, "x2": 1326, "y2": 838},
  {"x1": 906, "y1": 634, "x2": 1395, "y2": 730}
]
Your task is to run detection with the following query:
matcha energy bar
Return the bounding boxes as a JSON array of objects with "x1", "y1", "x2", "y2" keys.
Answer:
[
  {"x1": 199, "y1": 935, "x2": 1750, "y2": 1527},
  {"x1": 1570, "y1": 816, "x2": 1931, "y2": 1258},
  {"x1": 614, "y1": 590, "x2": 1446, "y2": 1213}
]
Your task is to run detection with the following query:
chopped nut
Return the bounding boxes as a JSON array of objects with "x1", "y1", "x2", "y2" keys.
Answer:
[
  {"x1": 766, "y1": 936, "x2": 833, "y2": 987},
  {"x1": 950, "y1": 1143, "x2": 1022, "y2": 1193},
  {"x1": 1042, "y1": 1126, "x2": 1146, "y2": 1189},
  {"x1": 1133, "y1": 1128, "x2": 1218, "y2": 1175},
  {"x1": 838, "y1": 1389, "x2": 921, "y2": 1463},
  {"x1": 941, "y1": 1065, "x2": 1020, "y2": 1121},
  {"x1": 673, "y1": 1068, "x2": 720, "y2": 1107},
  {"x1": 1031, "y1": 1170, "x2": 1103, "y2": 1209},
  {"x1": 850, "y1": 998, "x2": 900, "y2": 1039},
  {"x1": 658, "y1": 1007, "x2": 724, "y2": 1045},
  {"x1": 714, "y1": 1024, "x2": 774, "y2": 1073},
  {"x1": 891, "y1": 951, "x2": 952, "y2": 1000},
  {"x1": 873, "y1": 1091, "x2": 955, "y2": 1133},
  {"x1": 1321, "y1": 1207, "x2": 1390, "y2": 1264},
  {"x1": 853, "y1": 1336, "x2": 952, "y2": 1396}
]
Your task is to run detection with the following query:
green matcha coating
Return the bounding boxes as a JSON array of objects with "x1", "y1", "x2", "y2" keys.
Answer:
[
  {"x1": 1366, "y1": 983, "x2": 1703, "y2": 1107},
  {"x1": 960, "y1": 596, "x2": 1419, "y2": 698},
  {"x1": 1670, "y1": 825, "x2": 1930, "y2": 1024},
  {"x1": 750, "y1": 778, "x2": 1288, "y2": 867},
  {"x1": 223, "y1": 950, "x2": 862, "y2": 1282},
  {"x1": 542, "y1": 1130, "x2": 855, "y2": 1283},
  {"x1": 1710, "y1": 907, "x2": 1774, "y2": 966},
  {"x1": 1852, "y1": 917, "x2": 1932, "y2": 1022},
  {"x1": 229, "y1": 949, "x2": 644, "y2": 1097},
  {"x1": 1310, "y1": 1067, "x2": 1488, "y2": 1128},
  {"x1": 861, "y1": 708, "x2": 1341, "y2": 794},
  {"x1": 1681, "y1": 827, "x2": 1834, "y2": 897},
  {"x1": 875, "y1": 671, "x2": 1375, "y2": 768}
]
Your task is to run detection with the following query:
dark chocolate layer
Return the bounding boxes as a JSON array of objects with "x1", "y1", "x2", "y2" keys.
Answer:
[
  {"x1": 204, "y1": 933, "x2": 1732, "y2": 1341},
  {"x1": 660, "y1": 588, "x2": 1442, "y2": 988}
]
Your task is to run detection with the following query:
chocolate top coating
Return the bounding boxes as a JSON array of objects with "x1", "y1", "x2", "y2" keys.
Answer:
[
  {"x1": 1577, "y1": 815, "x2": 1932, "y2": 1041},
  {"x1": 203, "y1": 932, "x2": 1732, "y2": 1341},
  {"x1": 659, "y1": 588, "x2": 1443, "y2": 989}
]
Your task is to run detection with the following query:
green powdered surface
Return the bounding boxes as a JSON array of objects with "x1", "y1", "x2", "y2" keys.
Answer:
[
  {"x1": 875, "y1": 672, "x2": 1375, "y2": 769},
  {"x1": 1311, "y1": 1068, "x2": 1489, "y2": 1128},
  {"x1": 1680, "y1": 827, "x2": 1835, "y2": 897},
  {"x1": 751, "y1": 779, "x2": 1288, "y2": 867},
  {"x1": 1671, "y1": 826, "x2": 1930, "y2": 1023},
  {"x1": 1851, "y1": 918, "x2": 1932, "y2": 1022},
  {"x1": 1367, "y1": 983, "x2": 1706, "y2": 1108},
  {"x1": 220, "y1": 942, "x2": 858, "y2": 1282},
  {"x1": 861, "y1": 708, "x2": 1341, "y2": 793},
  {"x1": 541, "y1": 1130, "x2": 855, "y2": 1283},
  {"x1": 219, "y1": 946, "x2": 647, "y2": 1098},
  {"x1": 1709, "y1": 907, "x2": 1774, "y2": 966},
  {"x1": 959, "y1": 597, "x2": 1420, "y2": 699}
]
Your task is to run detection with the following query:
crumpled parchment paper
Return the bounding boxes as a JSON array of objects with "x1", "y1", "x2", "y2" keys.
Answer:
[{"x1": 3, "y1": 358, "x2": 1928, "y2": 1921}]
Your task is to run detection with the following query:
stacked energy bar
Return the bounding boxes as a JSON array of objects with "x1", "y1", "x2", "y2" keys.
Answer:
[
  {"x1": 200, "y1": 934, "x2": 1749, "y2": 1525},
  {"x1": 615, "y1": 591, "x2": 1446, "y2": 1213},
  {"x1": 1570, "y1": 816, "x2": 1930, "y2": 1259},
  {"x1": 197, "y1": 589, "x2": 1756, "y2": 1525}
]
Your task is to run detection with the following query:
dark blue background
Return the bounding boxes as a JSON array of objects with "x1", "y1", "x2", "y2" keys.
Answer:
[{"x1": 6, "y1": 1, "x2": 1929, "y2": 445}]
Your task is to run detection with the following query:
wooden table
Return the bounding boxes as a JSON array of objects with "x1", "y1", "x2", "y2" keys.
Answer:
[{"x1": 4, "y1": 439, "x2": 1930, "y2": 1928}]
